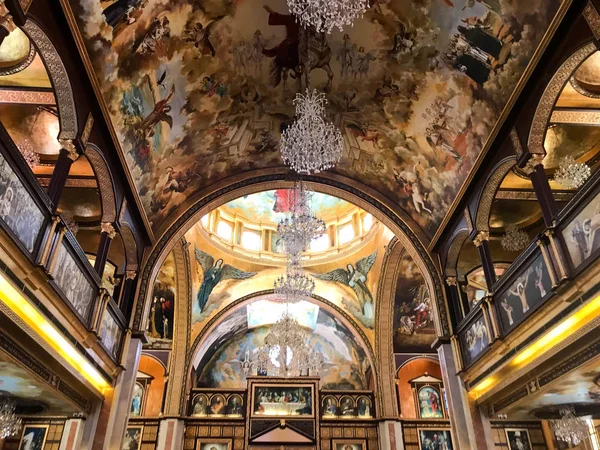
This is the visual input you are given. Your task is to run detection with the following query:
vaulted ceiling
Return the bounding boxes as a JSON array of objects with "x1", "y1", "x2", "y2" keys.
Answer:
[{"x1": 65, "y1": 0, "x2": 565, "y2": 241}]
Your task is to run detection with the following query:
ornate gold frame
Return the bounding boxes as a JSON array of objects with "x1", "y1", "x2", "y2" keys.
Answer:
[
  {"x1": 332, "y1": 439, "x2": 366, "y2": 450},
  {"x1": 195, "y1": 438, "x2": 232, "y2": 450},
  {"x1": 18, "y1": 424, "x2": 49, "y2": 450},
  {"x1": 250, "y1": 383, "x2": 315, "y2": 418},
  {"x1": 504, "y1": 428, "x2": 532, "y2": 450}
]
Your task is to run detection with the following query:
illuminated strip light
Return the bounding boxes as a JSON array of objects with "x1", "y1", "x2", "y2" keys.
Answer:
[
  {"x1": 472, "y1": 294, "x2": 600, "y2": 396},
  {"x1": 0, "y1": 272, "x2": 110, "y2": 394}
]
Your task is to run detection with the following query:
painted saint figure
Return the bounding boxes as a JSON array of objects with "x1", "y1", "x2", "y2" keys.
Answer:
[
  {"x1": 194, "y1": 245, "x2": 256, "y2": 312},
  {"x1": 501, "y1": 299, "x2": 514, "y2": 326},
  {"x1": 535, "y1": 264, "x2": 547, "y2": 297},
  {"x1": 312, "y1": 250, "x2": 378, "y2": 319},
  {"x1": 508, "y1": 269, "x2": 531, "y2": 314}
]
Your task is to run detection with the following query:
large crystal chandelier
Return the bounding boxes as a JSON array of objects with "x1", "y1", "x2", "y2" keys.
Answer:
[
  {"x1": 500, "y1": 224, "x2": 530, "y2": 252},
  {"x1": 277, "y1": 182, "x2": 327, "y2": 259},
  {"x1": 550, "y1": 407, "x2": 589, "y2": 446},
  {"x1": 258, "y1": 312, "x2": 323, "y2": 377},
  {"x1": 287, "y1": 0, "x2": 369, "y2": 33},
  {"x1": 280, "y1": 89, "x2": 343, "y2": 175},
  {"x1": 274, "y1": 261, "x2": 316, "y2": 303},
  {"x1": 0, "y1": 398, "x2": 21, "y2": 439},
  {"x1": 553, "y1": 156, "x2": 591, "y2": 190}
]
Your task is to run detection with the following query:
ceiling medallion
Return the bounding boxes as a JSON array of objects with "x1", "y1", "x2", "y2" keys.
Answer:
[
  {"x1": 550, "y1": 407, "x2": 589, "y2": 446},
  {"x1": 280, "y1": 89, "x2": 343, "y2": 175},
  {"x1": 0, "y1": 398, "x2": 22, "y2": 439},
  {"x1": 553, "y1": 155, "x2": 591, "y2": 190},
  {"x1": 500, "y1": 224, "x2": 530, "y2": 252},
  {"x1": 286, "y1": 0, "x2": 369, "y2": 33}
]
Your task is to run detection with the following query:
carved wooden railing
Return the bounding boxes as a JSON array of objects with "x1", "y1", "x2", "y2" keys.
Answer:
[
  {"x1": 455, "y1": 169, "x2": 600, "y2": 370},
  {"x1": 0, "y1": 122, "x2": 126, "y2": 364}
]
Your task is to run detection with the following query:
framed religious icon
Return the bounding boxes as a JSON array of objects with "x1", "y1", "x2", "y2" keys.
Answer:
[
  {"x1": 251, "y1": 384, "x2": 314, "y2": 417},
  {"x1": 191, "y1": 393, "x2": 209, "y2": 416},
  {"x1": 196, "y1": 439, "x2": 232, "y2": 450},
  {"x1": 505, "y1": 429, "x2": 532, "y2": 450},
  {"x1": 130, "y1": 382, "x2": 144, "y2": 417},
  {"x1": 226, "y1": 394, "x2": 244, "y2": 417},
  {"x1": 410, "y1": 374, "x2": 446, "y2": 419},
  {"x1": 357, "y1": 396, "x2": 373, "y2": 418},
  {"x1": 332, "y1": 439, "x2": 366, "y2": 450},
  {"x1": 322, "y1": 395, "x2": 339, "y2": 417},
  {"x1": 19, "y1": 424, "x2": 48, "y2": 450},
  {"x1": 122, "y1": 426, "x2": 143, "y2": 450},
  {"x1": 418, "y1": 429, "x2": 453, "y2": 450}
]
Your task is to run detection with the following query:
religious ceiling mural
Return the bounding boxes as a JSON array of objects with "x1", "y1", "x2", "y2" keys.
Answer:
[
  {"x1": 65, "y1": 0, "x2": 564, "y2": 239},
  {"x1": 185, "y1": 210, "x2": 394, "y2": 343},
  {"x1": 0, "y1": 351, "x2": 80, "y2": 415},
  {"x1": 193, "y1": 299, "x2": 371, "y2": 390},
  {"x1": 222, "y1": 190, "x2": 352, "y2": 223},
  {"x1": 392, "y1": 250, "x2": 436, "y2": 352}
]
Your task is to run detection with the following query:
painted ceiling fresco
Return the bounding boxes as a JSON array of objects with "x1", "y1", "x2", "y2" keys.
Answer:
[
  {"x1": 185, "y1": 217, "x2": 394, "y2": 343},
  {"x1": 193, "y1": 300, "x2": 371, "y2": 390},
  {"x1": 222, "y1": 189, "x2": 351, "y2": 224},
  {"x1": 67, "y1": 0, "x2": 564, "y2": 238},
  {"x1": 0, "y1": 351, "x2": 80, "y2": 415}
]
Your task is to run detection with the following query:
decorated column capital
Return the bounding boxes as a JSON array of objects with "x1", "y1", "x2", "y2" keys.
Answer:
[
  {"x1": 125, "y1": 270, "x2": 137, "y2": 280},
  {"x1": 0, "y1": 2, "x2": 16, "y2": 33},
  {"x1": 101, "y1": 222, "x2": 117, "y2": 239},
  {"x1": 473, "y1": 231, "x2": 489, "y2": 247},
  {"x1": 445, "y1": 276, "x2": 457, "y2": 287},
  {"x1": 58, "y1": 138, "x2": 80, "y2": 161},
  {"x1": 522, "y1": 153, "x2": 545, "y2": 175}
]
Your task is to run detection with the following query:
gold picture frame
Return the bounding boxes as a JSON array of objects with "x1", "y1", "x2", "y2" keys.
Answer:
[
  {"x1": 332, "y1": 439, "x2": 366, "y2": 450},
  {"x1": 417, "y1": 428, "x2": 453, "y2": 450},
  {"x1": 196, "y1": 438, "x2": 233, "y2": 450},
  {"x1": 123, "y1": 425, "x2": 144, "y2": 450},
  {"x1": 505, "y1": 428, "x2": 532, "y2": 450},
  {"x1": 18, "y1": 424, "x2": 49, "y2": 450},
  {"x1": 251, "y1": 383, "x2": 315, "y2": 418}
]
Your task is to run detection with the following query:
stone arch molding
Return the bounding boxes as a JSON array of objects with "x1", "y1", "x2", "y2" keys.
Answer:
[
  {"x1": 528, "y1": 42, "x2": 597, "y2": 155},
  {"x1": 85, "y1": 144, "x2": 117, "y2": 223},
  {"x1": 444, "y1": 229, "x2": 470, "y2": 278},
  {"x1": 134, "y1": 173, "x2": 449, "y2": 341},
  {"x1": 21, "y1": 19, "x2": 78, "y2": 140},
  {"x1": 474, "y1": 157, "x2": 518, "y2": 234}
]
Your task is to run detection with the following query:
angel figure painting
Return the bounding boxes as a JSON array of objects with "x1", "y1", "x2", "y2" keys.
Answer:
[
  {"x1": 497, "y1": 255, "x2": 551, "y2": 332},
  {"x1": 193, "y1": 245, "x2": 257, "y2": 321},
  {"x1": 312, "y1": 251, "x2": 377, "y2": 329}
]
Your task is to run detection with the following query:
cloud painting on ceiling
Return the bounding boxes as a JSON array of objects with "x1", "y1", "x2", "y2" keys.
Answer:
[
  {"x1": 194, "y1": 301, "x2": 371, "y2": 390},
  {"x1": 68, "y1": 0, "x2": 563, "y2": 238},
  {"x1": 223, "y1": 189, "x2": 351, "y2": 224}
]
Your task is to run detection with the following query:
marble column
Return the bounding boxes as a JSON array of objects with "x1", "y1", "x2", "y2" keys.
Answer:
[
  {"x1": 436, "y1": 342, "x2": 494, "y2": 450},
  {"x1": 91, "y1": 337, "x2": 142, "y2": 450},
  {"x1": 378, "y1": 421, "x2": 404, "y2": 450},
  {"x1": 156, "y1": 419, "x2": 185, "y2": 450},
  {"x1": 59, "y1": 418, "x2": 85, "y2": 450}
]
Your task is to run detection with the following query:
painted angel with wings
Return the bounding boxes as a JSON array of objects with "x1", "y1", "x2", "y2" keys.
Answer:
[
  {"x1": 312, "y1": 251, "x2": 377, "y2": 318},
  {"x1": 194, "y1": 245, "x2": 256, "y2": 312}
]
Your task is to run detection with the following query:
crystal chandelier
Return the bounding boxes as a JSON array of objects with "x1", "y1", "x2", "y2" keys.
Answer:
[
  {"x1": 501, "y1": 224, "x2": 530, "y2": 252},
  {"x1": 280, "y1": 89, "x2": 343, "y2": 175},
  {"x1": 287, "y1": 0, "x2": 369, "y2": 33},
  {"x1": 553, "y1": 155, "x2": 591, "y2": 190},
  {"x1": 257, "y1": 312, "x2": 323, "y2": 377},
  {"x1": 550, "y1": 407, "x2": 589, "y2": 446},
  {"x1": 274, "y1": 261, "x2": 316, "y2": 303},
  {"x1": 17, "y1": 139, "x2": 40, "y2": 169},
  {"x1": 277, "y1": 182, "x2": 326, "y2": 259},
  {"x1": 0, "y1": 398, "x2": 21, "y2": 439}
]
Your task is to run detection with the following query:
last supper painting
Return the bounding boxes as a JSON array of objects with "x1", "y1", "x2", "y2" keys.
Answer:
[{"x1": 66, "y1": 0, "x2": 563, "y2": 238}]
